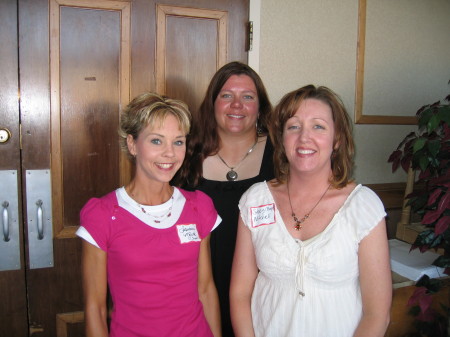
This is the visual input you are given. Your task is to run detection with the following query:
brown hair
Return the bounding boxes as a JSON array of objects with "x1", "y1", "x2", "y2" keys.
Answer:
[
  {"x1": 119, "y1": 92, "x2": 191, "y2": 160},
  {"x1": 177, "y1": 62, "x2": 272, "y2": 186},
  {"x1": 270, "y1": 85, "x2": 354, "y2": 188}
]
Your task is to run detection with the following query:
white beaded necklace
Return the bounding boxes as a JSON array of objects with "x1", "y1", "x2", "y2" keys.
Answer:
[{"x1": 136, "y1": 196, "x2": 174, "y2": 223}]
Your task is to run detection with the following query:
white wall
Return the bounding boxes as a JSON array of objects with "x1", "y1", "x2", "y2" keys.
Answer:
[{"x1": 249, "y1": 0, "x2": 450, "y2": 184}]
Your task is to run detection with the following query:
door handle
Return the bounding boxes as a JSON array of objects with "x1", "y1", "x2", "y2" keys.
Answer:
[
  {"x1": 26, "y1": 170, "x2": 54, "y2": 269},
  {"x1": 36, "y1": 200, "x2": 44, "y2": 240},
  {"x1": 2, "y1": 201, "x2": 10, "y2": 242},
  {"x1": 0, "y1": 170, "x2": 21, "y2": 271}
]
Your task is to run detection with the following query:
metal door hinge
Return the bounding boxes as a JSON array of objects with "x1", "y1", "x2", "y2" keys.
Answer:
[{"x1": 246, "y1": 21, "x2": 253, "y2": 52}]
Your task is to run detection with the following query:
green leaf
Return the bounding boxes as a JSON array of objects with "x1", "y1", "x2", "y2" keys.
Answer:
[
  {"x1": 433, "y1": 255, "x2": 450, "y2": 268},
  {"x1": 427, "y1": 114, "x2": 440, "y2": 133},
  {"x1": 414, "y1": 229, "x2": 435, "y2": 247},
  {"x1": 419, "y1": 155, "x2": 429, "y2": 171},
  {"x1": 429, "y1": 235, "x2": 442, "y2": 249},
  {"x1": 407, "y1": 194, "x2": 428, "y2": 212},
  {"x1": 429, "y1": 156, "x2": 440, "y2": 170},
  {"x1": 413, "y1": 137, "x2": 427, "y2": 153},
  {"x1": 437, "y1": 106, "x2": 450, "y2": 124},
  {"x1": 415, "y1": 274, "x2": 431, "y2": 287},
  {"x1": 416, "y1": 275, "x2": 442, "y2": 293},
  {"x1": 427, "y1": 140, "x2": 441, "y2": 158},
  {"x1": 418, "y1": 108, "x2": 433, "y2": 129}
]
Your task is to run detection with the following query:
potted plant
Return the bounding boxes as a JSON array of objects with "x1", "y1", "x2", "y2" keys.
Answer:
[{"x1": 388, "y1": 82, "x2": 450, "y2": 336}]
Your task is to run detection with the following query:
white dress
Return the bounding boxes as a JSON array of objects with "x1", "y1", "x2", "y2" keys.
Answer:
[{"x1": 238, "y1": 182, "x2": 386, "y2": 337}]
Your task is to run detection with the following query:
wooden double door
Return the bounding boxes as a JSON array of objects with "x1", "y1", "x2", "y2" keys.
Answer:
[{"x1": 0, "y1": 0, "x2": 248, "y2": 335}]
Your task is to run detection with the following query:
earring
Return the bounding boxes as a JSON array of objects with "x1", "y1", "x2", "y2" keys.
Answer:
[{"x1": 256, "y1": 117, "x2": 263, "y2": 135}]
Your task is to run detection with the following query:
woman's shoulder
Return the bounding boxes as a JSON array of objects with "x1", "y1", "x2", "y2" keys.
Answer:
[
  {"x1": 344, "y1": 184, "x2": 387, "y2": 241},
  {"x1": 81, "y1": 190, "x2": 117, "y2": 214},
  {"x1": 80, "y1": 190, "x2": 118, "y2": 227},
  {"x1": 244, "y1": 180, "x2": 269, "y2": 195},
  {"x1": 350, "y1": 184, "x2": 384, "y2": 207},
  {"x1": 239, "y1": 180, "x2": 272, "y2": 205}
]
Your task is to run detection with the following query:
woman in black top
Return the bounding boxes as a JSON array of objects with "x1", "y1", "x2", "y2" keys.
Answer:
[{"x1": 177, "y1": 62, "x2": 274, "y2": 337}]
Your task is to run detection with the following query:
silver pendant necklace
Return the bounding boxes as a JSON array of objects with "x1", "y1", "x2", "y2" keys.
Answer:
[{"x1": 217, "y1": 140, "x2": 258, "y2": 181}]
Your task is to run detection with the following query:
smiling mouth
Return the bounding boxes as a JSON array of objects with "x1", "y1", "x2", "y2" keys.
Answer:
[
  {"x1": 297, "y1": 149, "x2": 315, "y2": 155},
  {"x1": 156, "y1": 163, "x2": 174, "y2": 169},
  {"x1": 227, "y1": 114, "x2": 245, "y2": 119}
]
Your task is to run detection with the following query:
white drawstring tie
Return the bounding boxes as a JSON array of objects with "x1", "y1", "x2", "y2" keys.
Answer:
[{"x1": 295, "y1": 242, "x2": 306, "y2": 296}]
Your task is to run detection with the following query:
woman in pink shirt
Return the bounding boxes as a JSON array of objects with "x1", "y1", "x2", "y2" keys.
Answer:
[{"x1": 77, "y1": 92, "x2": 222, "y2": 337}]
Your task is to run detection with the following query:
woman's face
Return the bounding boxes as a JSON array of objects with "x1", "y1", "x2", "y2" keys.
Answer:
[
  {"x1": 283, "y1": 98, "x2": 335, "y2": 177},
  {"x1": 127, "y1": 114, "x2": 186, "y2": 184},
  {"x1": 214, "y1": 74, "x2": 259, "y2": 137}
]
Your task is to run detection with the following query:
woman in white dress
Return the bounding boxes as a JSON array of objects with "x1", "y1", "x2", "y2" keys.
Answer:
[{"x1": 230, "y1": 85, "x2": 392, "y2": 337}]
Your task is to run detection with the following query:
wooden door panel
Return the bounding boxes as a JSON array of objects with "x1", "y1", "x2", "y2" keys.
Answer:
[
  {"x1": 59, "y1": 6, "x2": 121, "y2": 227},
  {"x1": 19, "y1": 0, "x2": 51, "y2": 170},
  {"x1": 0, "y1": 1, "x2": 21, "y2": 169},
  {"x1": 130, "y1": 0, "x2": 249, "y2": 101},
  {"x1": 156, "y1": 5, "x2": 228, "y2": 114},
  {"x1": 0, "y1": 2, "x2": 28, "y2": 336},
  {"x1": 50, "y1": 0, "x2": 131, "y2": 238}
]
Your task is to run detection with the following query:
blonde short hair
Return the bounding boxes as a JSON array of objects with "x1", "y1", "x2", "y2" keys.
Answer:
[{"x1": 118, "y1": 92, "x2": 191, "y2": 159}]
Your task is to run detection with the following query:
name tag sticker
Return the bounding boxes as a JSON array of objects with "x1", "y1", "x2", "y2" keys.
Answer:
[
  {"x1": 250, "y1": 203, "x2": 276, "y2": 228},
  {"x1": 177, "y1": 224, "x2": 201, "y2": 243}
]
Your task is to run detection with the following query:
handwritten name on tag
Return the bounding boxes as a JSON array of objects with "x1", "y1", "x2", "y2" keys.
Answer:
[
  {"x1": 250, "y1": 203, "x2": 276, "y2": 228},
  {"x1": 177, "y1": 224, "x2": 201, "y2": 243}
]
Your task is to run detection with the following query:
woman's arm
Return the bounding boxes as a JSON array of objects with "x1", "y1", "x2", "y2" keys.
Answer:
[
  {"x1": 230, "y1": 216, "x2": 258, "y2": 337},
  {"x1": 354, "y1": 219, "x2": 392, "y2": 337},
  {"x1": 198, "y1": 235, "x2": 222, "y2": 337},
  {"x1": 81, "y1": 240, "x2": 108, "y2": 337}
]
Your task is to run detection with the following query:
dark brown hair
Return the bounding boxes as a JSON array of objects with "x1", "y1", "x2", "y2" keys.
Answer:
[
  {"x1": 270, "y1": 85, "x2": 354, "y2": 188},
  {"x1": 176, "y1": 62, "x2": 272, "y2": 186}
]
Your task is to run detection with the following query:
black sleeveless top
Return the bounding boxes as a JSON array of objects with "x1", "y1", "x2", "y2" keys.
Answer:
[{"x1": 196, "y1": 139, "x2": 274, "y2": 337}]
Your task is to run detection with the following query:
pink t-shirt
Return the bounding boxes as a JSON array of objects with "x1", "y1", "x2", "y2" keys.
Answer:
[{"x1": 80, "y1": 188, "x2": 218, "y2": 337}]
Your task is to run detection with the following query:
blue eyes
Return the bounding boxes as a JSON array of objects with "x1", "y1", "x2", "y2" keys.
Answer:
[
  {"x1": 287, "y1": 125, "x2": 300, "y2": 130},
  {"x1": 286, "y1": 124, "x2": 325, "y2": 130},
  {"x1": 219, "y1": 93, "x2": 255, "y2": 100},
  {"x1": 174, "y1": 140, "x2": 185, "y2": 146},
  {"x1": 150, "y1": 138, "x2": 185, "y2": 146}
]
